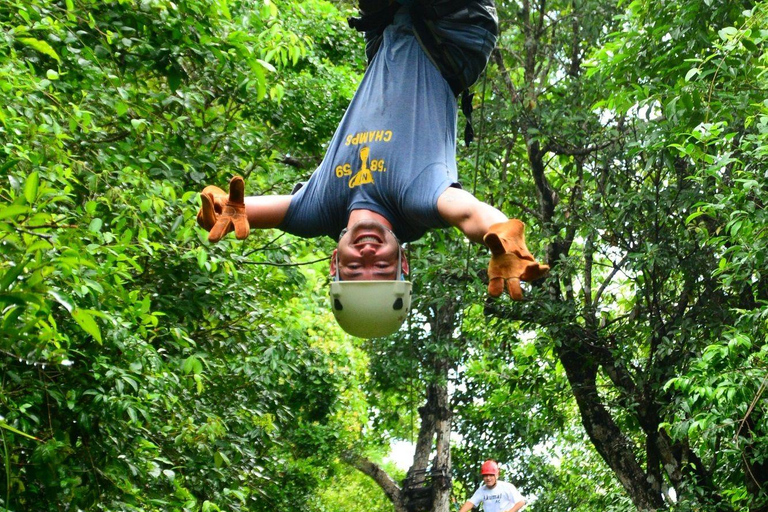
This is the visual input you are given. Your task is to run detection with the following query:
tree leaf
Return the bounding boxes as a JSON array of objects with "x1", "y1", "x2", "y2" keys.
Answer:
[
  {"x1": 182, "y1": 356, "x2": 203, "y2": 375},
  {"x1": 18, "y1": 37, "x2": 61, "y2": 62},
  {"x1": 685, "y1": 67, "x2": 700, "y2": 82},
  {"x1": 48, "y1": 290, "x2": 74, "y2": 312},
  {"x1": 24, "y1": 171, "x2": 39, "y2": 204},
  {"x1": 0, "y1": 420, "x2": 41, "y2": 441},
  {"x1": 88, "y1": 218, "x2": 103, "y2": 233},
  {"x1": 717, "y1": 26, "x2": 738, "y2": 41},
  {"x1": 0, "y1": 204, "x2": 30, "y2": 220},
  {"x1": 257, "y1": 59, "x2": 276, "y2": 73},
  {"x1": 0, "y1": 159, "x2": 20, "y2": 173},
  {"x1": 0, "y1": 256, "x2": 30, "y2": 291},
  {"x1": 72, "y1": 308, "x2": 102, "y2": 343}
]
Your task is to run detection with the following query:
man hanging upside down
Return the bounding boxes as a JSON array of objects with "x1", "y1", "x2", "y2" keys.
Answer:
[{"x1": 197, "y1": 0, "x2": 549, "y2": 337}]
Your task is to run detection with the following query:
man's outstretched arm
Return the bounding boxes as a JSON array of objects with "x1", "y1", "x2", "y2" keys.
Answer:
[
  {"x1": 436, "y1": 186, "x2": 507, "y2": 244},
  {"x1": 437, "y1": 186, "x2": 549, "y2": 299},
  {"x1": 244, "y1": 195, "x2": 293, "y2": 229},
  {"x1": 197, "y1": 176, "x2": 293, "y2": 242}
]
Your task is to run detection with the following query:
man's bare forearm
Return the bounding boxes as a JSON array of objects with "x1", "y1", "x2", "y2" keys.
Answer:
[
  {"x1": 244, "y1": 195, "x2": 293, "y2": 229},
  {"x1": 436, "y1": 187, "x2": 507, "y2": 244}
]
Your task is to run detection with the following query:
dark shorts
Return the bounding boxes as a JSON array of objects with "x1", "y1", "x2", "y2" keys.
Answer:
[{"x1": 363, "y1": 0, "x2": 498, "y2": 95}]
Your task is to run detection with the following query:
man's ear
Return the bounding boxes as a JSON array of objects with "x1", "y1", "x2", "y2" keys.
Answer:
[
  {"x1": 401, "y1": 249, "x2": 409, "y2": 276},
  {"x1": 329, "y1": 248, "x2": 338, "y2": 277}
]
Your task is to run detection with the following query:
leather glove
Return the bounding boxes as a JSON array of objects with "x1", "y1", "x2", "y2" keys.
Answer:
[
  {"x1": 196, "y1": 185, "x2": 227, "y2": 230},
  {"x1": 197, "y1": 176, "x2": 249, "y2": 242},
  {"x1": 484, "y1": 219, "x2": 549, "y2": 300}
]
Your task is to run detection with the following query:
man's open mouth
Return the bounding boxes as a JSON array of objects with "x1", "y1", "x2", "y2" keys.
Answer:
[{"x1": 354, "y1": 233, "x2": 383, "y2": 244}]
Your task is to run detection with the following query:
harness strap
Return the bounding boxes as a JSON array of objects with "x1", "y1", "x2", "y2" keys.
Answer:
[
  {"x1": 347, "y1": 2, "x2": 400, "y2": 33},
  {"x1": 408, "y1": 10, "x2": 464, "y2": 96},
  {"x1": 461, "y1": 90, "x2": 475, "y2": 146},
  {"x1": 409, "y1": 9, "x2": 477, "y2": 145}
]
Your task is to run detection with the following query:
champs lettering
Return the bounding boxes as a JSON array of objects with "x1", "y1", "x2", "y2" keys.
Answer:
[
  {"x1": 345, "y1": 130, "x2": 392, "y2": 146},
  {"x1": 338, "y1": 129, "x2": 393, "y2": 188}
]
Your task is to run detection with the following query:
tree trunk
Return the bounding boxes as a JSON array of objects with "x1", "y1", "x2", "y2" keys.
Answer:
[
  {"x1": 557, "y1": 335, "x2": 665, "y2": 511},
  {"x1": 409, "y1": 374, "x2": 453, "y2": 512},
  {"x1": 349, "y1": 300, "x2": 457, "y2": 512},
  {"x1": 431, "y1": 367, "x2": 452, "y2": 512},
  {"x1": 523, "y1": 85, "x2": 664, "y2": 509},
  {"x1": 742, "y1": 413, "x2": 768, "y2": 512}
]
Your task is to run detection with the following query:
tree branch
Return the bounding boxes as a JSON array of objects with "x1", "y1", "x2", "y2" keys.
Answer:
[
  {"x1": 236, "y1": 256, "x2": 330, "y2": 267},
  {"x1": 342, "y1": 451, "x2": 406, "y2": 512}
]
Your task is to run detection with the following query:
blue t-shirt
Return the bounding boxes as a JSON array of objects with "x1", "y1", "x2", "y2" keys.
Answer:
[{"x1": 279, "y1": 9, "x2": 459, "y2": 243}]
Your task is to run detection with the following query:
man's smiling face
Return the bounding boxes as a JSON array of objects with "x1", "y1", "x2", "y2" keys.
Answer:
[{"x1": 331, "y1": 219, "x2": 407, "y2": 281}]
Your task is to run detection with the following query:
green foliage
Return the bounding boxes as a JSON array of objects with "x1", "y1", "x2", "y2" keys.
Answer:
[
  {"x1": 452, "y1": 0, "x2": 768, "y2": 509},
  {"x1": 0, "y1": 0, "x2": 369, "y2": 509},
  {"x1": 311, "y1": 460, "x2": 401, "y2": 512},
  {"x1": 2, "y1": 0, "x2": 767, "y2": 509}
]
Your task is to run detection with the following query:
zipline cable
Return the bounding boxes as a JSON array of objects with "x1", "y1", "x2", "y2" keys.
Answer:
[{"x1": 464, "y1": 69, "x2": 489, "y2": 289}]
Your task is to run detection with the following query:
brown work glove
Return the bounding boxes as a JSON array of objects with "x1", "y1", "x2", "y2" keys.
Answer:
[
  {"x1": 484, "y1": 219, "x2": 549, "y2": 300},
  {"x1": 196, "y1": 185, "x2": 227, "y2": 230},
  {"x1": 197, "y1": 176, "x2": 249, "y2": 242}
]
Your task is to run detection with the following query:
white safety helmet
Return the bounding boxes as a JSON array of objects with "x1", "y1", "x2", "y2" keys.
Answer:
[{"x1": 330, "y1": 243, "x2": 412, "y2": 338}]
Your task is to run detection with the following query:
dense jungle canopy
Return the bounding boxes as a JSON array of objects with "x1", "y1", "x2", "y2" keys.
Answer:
[{"x1": 1, "y1": 0, "x2": 767, "y2": 510}]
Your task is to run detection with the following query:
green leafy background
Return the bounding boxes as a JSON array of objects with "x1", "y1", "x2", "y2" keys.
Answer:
[{"x1": 1, "y1": 0, "x2": 767, "y2": 510}]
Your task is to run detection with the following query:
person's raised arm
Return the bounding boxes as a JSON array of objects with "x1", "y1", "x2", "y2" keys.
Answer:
[
  {"x1": 197, "y1": 176, "x2": 293, "y2": 242},
  {"x1": 436, "y1": 186, "x2": 507, "y2": 244}
]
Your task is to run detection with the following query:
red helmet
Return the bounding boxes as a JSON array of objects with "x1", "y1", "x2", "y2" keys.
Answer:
[{"x1": 480, "y1": 460, "x2": 499, "y2": 476}]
